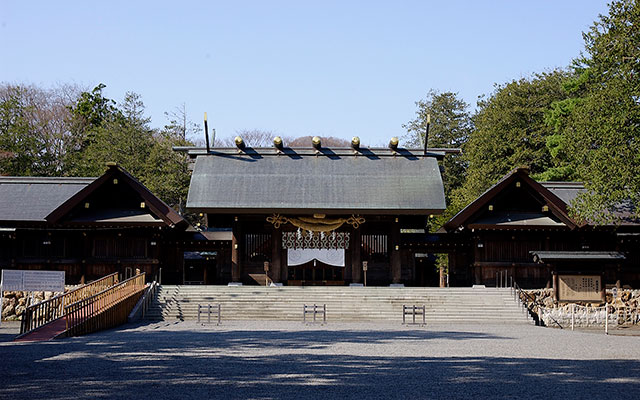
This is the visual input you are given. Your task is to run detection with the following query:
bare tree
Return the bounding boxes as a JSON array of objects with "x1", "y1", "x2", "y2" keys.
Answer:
[
  {"x1": 163, "y1": 103, "x2": 200, "y2": 142},
  {"x1": 218, "y1": 129, "x2": 289, "y2": 147},
  {"x1": 0, "y1": 83, "x2": 85, "y2": 176},
  {"x1": 288, "y1": 135, "x2": 350, "y2": 147}
]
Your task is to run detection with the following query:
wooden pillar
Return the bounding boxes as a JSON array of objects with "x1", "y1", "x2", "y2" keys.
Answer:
[
  {"x1": 272, "y1": 227, "x2": 282, "y2": 283},
  {"x1": 81, "y1": 232, "x2": 90, "y2": 284},
  {"x1": 391, "y1": 221, "x2": 401, "y2": 284},
  {"x1": 351, "y1": 229, "x2": 361, "y2": 283},
  {"x1": 231, "y1": 219, "x2": 241, "y2": 282}
]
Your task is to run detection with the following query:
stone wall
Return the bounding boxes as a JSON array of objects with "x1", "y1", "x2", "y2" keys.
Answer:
[
  {"x1": 1, "y1": 290, "x2": 62, "y2": 321},
  {"x1": 521, "y1": 288, "x2": 640, "y2": 327}
]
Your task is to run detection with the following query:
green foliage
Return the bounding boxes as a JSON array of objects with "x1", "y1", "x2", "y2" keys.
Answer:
[
  {"x1": 553, "y1": 0, "x2": 640, "y2": 223},
  {"x1": 403, "y1": 90, "x2": 471, "y2": 203},
  {"x1": 0, "y1": 86, "x2": 36, "y2": 175},
  {"x1": 0, "y1": 82, "x2": 194, "y2": 211},
  {"x1": 449, "y1": 70, "x2": 572, "y2": 220}
]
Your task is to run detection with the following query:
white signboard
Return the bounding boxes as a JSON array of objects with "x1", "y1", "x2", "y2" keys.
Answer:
[
  {"x1": 0, "y1": 270, "x2": 24, "y2": 291},
  {"x1": 0, "y1": 269, "x2": 65, "y2": 292}
]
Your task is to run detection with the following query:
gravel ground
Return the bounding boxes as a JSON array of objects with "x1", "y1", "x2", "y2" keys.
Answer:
[{"x1": 1, "y1": 320, "x2": 639, "y2": 399}]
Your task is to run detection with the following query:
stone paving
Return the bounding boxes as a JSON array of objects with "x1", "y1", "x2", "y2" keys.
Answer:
[{"x1": 1, "y1": 320, "x2": 639, "y2": 399}]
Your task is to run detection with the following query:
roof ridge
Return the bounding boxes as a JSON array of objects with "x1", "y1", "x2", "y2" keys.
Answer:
[{"x1": 0, "y1": 177, "x2": 96, "y2": 184}]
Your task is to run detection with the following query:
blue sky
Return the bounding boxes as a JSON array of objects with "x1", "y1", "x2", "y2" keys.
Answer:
[{"x1": 1, "y1": 1, "x2": 610, "y2": 145}]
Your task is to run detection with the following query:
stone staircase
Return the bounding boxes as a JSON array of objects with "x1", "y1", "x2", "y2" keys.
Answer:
[{"x1": 146, "y1": 285, "x2": 532, "y2": 324}]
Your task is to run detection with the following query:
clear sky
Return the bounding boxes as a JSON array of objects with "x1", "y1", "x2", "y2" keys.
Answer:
[{"x1": 1, "y1": 1, "x2": 610, "y2": 145}]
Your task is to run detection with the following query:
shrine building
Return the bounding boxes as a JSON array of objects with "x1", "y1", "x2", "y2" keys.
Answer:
[{"x1": 176, "y1": 137, "x2": 452, "y2": 286}]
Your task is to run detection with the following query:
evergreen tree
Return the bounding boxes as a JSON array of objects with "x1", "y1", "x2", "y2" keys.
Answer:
[{"x1": 553, "y1": 0, "x2": 640, "y2": 223}]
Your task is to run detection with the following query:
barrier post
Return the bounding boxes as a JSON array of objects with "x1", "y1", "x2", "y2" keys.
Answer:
[
  {"x1": 402, "y1": 305, "x2": 406, "y2": 324},
  {"x1": 571, "y1": 303, "x2": 575, "y2": 331},
  {"x1": 605, "y1": 303, "x2": 609, "y2": 335}
]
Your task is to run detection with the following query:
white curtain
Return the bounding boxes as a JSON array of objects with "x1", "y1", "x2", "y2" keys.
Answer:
[{"x1": 287, "y1": 248, "x2": 345, "y2": 267}]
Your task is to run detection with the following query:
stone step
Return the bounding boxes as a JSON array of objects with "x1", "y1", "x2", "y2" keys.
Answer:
[{"x1": 146, "y1": 285, "x2": 531, "y2": 324}]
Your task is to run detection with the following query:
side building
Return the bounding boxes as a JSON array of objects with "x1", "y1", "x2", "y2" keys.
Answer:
[
  {"x1": 0, "y1": 164, "x2": 188, "y2": 284},
  {"x1": 441, "y1": 168, "x2": 640, "y2": 290}
]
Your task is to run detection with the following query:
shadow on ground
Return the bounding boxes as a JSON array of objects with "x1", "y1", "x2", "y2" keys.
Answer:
[{"x1": 0, "y1": 325, "x2": 638, "y2": 399}]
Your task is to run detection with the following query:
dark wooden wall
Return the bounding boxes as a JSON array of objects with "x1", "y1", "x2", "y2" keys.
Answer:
[{"x1": 0, "y1": 228, "x2": 172, "y2": 284}]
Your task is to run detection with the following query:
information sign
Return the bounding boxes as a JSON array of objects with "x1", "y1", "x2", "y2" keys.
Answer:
[
  {"x1": 1, "y1": 269, "x2": 65, "y2": 292},
  {"x1": 1, "y1": 270, "x2": 24, "y2": 291},
  {"x1": 558, "y1": 274, "x2": 602, "y2": 302}
]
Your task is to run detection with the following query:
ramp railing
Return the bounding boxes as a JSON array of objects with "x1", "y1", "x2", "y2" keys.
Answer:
[
  {"x1": 64, "y1": 273, "x2": 146, "y2": 337},
  {"x1": 19, "y1": 273, "x2": 119, "y2": 335}
]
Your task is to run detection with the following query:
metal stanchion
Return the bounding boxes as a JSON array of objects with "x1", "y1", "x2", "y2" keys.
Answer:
[
  {"x1": 605, "y1": 303, "x2": 609, "y2": 335},
  {"x1": 571, "y1": 303, "x2": 575, "y2": 331}
]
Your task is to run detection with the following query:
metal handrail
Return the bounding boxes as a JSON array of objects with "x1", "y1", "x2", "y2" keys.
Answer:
[
  {"x1": 512, "y1": 282, "x2": 561, "y2": 328},
  {"x1": 127, "y1": 281, "x2": 157, "y2": 322},
  {"x1": 19, "y1": 272, "x2": 119, "y2": 335}
]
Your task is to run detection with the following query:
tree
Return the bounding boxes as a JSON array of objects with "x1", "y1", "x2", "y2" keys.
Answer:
[
  {"x1": 218, "y1": 129, "x2": 280, "y2": 147},
  {"x1": 0, "y1": 83, "x2": 82, "y2": 176},
  {"x1": 163, "y1": 103, "x2": 201, "y2": 143},
  {"x1": 552, "y1": 0, "x2": 640, "y2": 223},
  {"x1": 402, "y1": 90, "x2": 472, "y2": 203},
  {"x1": 75, "y1": 92, "x2": 155, "y2": 179},
  {"x1": 453, "y1": 71, "x2": 571, "y2": 212},
  {"x1": 0, "y1": 85, "x2": 35, "y2": 175}
]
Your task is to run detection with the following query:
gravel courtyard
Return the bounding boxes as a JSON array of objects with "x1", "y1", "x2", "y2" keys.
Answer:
[{"x1": 1, "y1": 320, "x2": 639, "y2": 399}]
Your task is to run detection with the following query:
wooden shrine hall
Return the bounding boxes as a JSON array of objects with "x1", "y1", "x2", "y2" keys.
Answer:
[
  {"x1": 0, "y1": 164, "x2": 189, "y2": 284},
  {"x1": 440, "y1": 168, "x2": 640, "y2": 289},
  {"x1": 178, "y1": 137, "x2": 451, "y2": 286}
]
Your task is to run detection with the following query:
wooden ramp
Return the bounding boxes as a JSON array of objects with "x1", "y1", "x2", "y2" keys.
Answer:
[{"x1": 15, "y1": 273, "x2": 147, "y2": 342}]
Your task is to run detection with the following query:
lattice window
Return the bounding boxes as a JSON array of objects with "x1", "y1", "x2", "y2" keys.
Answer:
[
  {"x1": 282, "y1": 231, "x2": 350, "y2": 250},
  {"x1": 243, "y1": 233, "x2": 272, "y2": 262},
  {"x1": 361, "y1": 234, "x2": 388, "y2": 262}
]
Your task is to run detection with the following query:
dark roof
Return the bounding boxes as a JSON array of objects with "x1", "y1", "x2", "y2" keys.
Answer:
[
  {"x1": 186, "y1": 149, "x2": 446, "y2": 215},
  {"x1": 46, "y1": 164, "x2": 187, "y2": 229},
  {"x1": 541, "y1": 182, "x2": 584, "y2": 204},
  {"x1": 0, "y1": 177, "x2": 94, "y2": 222},
  {"x1": 444, "y1": 168, "x2": 578, "y2": 231},
  {"x1": 469, "y1": 212, "x2": 566, "y2": 228},
  {"x1": 530, "y1": 251, "x2": 626, "y2": 262},
  {"x1": 175, "y1": 146, "x2": 454, "y2": 160},
  {"x1": 0, "y1": 165, "x2": 187, "y2": 229}
]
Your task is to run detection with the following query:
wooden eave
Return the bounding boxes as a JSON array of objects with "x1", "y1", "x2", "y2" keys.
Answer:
[
  {"x1": 444, "y1": 168, "x2": 580, "y2": 232},
  {"x1": 45, "y1": 164, "x2": 187, "y2": 229},
  {"x1": 466, "y1": 223, "x2": 571, "y2": 231}
]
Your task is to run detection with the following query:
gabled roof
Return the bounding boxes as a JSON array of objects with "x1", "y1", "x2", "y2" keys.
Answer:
[
  {"x1": 0, "y1": 177, "x2": 94, "y2": 222},
  {"x1": 186, "y1": 148, "x2": 446, "y2": 215},
  {"x1": 444, "y1": 168, "x2": 580, "y2": 232},
  {"x1": 46, "y1": 164, "x2": 187, "y2": 228}
]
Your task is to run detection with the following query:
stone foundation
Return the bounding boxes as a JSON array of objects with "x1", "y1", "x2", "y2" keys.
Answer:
[{"x1": 521, "y1": 288, "x2": 640, "y2": 327}]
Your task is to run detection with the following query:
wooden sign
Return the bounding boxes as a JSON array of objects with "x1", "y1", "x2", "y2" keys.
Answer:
[{"x1": 557, "y1": 274, "x2": 602, "y2": 302}]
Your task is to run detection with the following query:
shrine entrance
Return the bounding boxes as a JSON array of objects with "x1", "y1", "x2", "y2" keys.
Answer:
[
  {"x1": 282, "y1": 229, "x2": 350, "y2": 286},
  {"x1": 286, "y1": 248, "x2": 345, "y2": 285}
]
